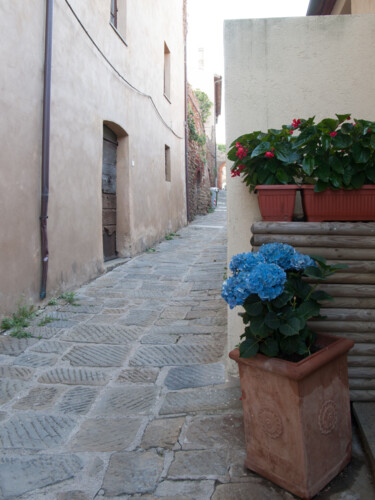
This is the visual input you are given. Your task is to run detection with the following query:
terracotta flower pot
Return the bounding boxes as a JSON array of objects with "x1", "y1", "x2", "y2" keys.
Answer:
[
  {"x1": 301, "y1": 184, "x2": 375, "y2": 222},
  {"x1": 255, "y1": 185, "x2": 298, "y2": 222},
  {"x1": 229, "y1": 333, "x2": 354, "y2": 499}
]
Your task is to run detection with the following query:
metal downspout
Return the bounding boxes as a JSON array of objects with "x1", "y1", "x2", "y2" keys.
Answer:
[{"x1": 40, "y1": 0, "x2": 53, "y2": 299}]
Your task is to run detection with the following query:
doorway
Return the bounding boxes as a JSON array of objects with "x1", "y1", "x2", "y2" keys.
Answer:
[{"x1": 102, "y1": 125, "x2": 118, "y2": 261}]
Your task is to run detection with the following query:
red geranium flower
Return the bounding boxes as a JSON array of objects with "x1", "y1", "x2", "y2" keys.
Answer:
[
  {"x1": 330, "y1": 131, "x2": 337, "y2": 137},
  {"x1": 265, "y1": 151, "x2": 275, "y2": 158}
]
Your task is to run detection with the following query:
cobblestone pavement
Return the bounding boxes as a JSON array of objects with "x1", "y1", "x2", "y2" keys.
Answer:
[{"x1": 0, "y1": 192, "x2": 374, "y2": 499}]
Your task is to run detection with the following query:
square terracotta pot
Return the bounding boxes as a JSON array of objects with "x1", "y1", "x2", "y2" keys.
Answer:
[
  {"x1": 301, "y1": 184, "x2": 375, "y2": 221},
  {"x1": 229, "y1": 333, "x2": 354, "y2": 499},
  {"x1": 255, "y1": 185, "x2": 298, "y2": 221}
]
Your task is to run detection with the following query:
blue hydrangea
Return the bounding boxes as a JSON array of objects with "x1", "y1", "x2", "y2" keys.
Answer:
[
  {"x1": 229, "y1": 252, "x2": 264, "y2": 275},
  {"x1": 258, "y1": 243, "x2": 296, "y2": 270},
  {"x1": 248, "y1": 263, "x2": 286, "y2": 301},
  {"x1": 222, "y1": 273, "x2": 253, "y2": 309},
  {"x1": 289, "y1": 252, "x2": 316, "y2": 271}
]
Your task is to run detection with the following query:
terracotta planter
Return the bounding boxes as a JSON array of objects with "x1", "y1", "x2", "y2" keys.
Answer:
[
  {"x1": 229, "y1": 333, "x2": 354, "y2": 499},
  {"x1": 255, "y1": 185, "x2": 298, "y2": 222},
  {"x1": 301, "y1": 184, "x2": 375, "y2": 222}
]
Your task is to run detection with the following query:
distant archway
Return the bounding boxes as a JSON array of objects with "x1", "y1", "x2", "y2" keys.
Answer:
[{"x1": 218, "y1": 161, "x2": 226, "y2": 189}]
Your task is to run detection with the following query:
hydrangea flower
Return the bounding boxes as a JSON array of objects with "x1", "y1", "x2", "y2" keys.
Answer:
[
  {"x1": 229, "y1": 252, "x2": 264, "y2": 275},
  {"x1": 289, "y1": 253, "x2": 316, "y2": 271},
  {"x1": 258, "y1": 243, "x2": 296, "y2": 270},
  {"x1": 222, "y1": 273, "x2": 253, "y2": 309},
  {"x1": 248, "y1": 263, "x2": 286, "y2": 301}
]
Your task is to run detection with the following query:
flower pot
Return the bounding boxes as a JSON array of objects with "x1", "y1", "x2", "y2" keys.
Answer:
[
  {"x1": 229, "y1": 333, "x2": 354, "y2": 499},
  {"x1": 255, "y1": 185, "x2": 298, "y2": 221},
  {"x1": 301, "y1": 184, "x2": 375, "y2": 222}
]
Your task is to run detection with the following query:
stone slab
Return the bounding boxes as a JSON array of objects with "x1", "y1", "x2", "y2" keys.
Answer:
[
  {"x1": 13, "y1": 386, "x2": 62, "y2": 410},
  {"x1": 63, "y1": 344, "x2": 130, "y2": 367},
  {"x1": 211, "y1": 482, "x2": 290, "y2": 499},
  {"x1": 56, "y1": 491, "x2": 90, "y2": 500},
  {"x1": 353, "y1": 402, "x2": 375, "y2": 478},
  {"x1": 119, "y1": 309, "x2": 159, "y2": 326},
  {"x1": 0, "y1": 379, "x2": 28, "y2": 404},
  {"x1": 57, "y1": 386, "x2": 98, "y2": 414},
  {"x1": 60, "y1": 324, "x2": 140, "y2": 344},
  {"x1": 0, "y1": 455, "x2": 82, "y2": 500},
  {"x1": 29, "y1": 340, "x2": 70, "y2": 354},
  {"x1": 102, "y1": 450, "x2": 164, "y2": 496},
  {"x1": 168, "y1": 449, "x2": 228, "y2": 479},
  {"x1": 0, "y1": 414, "x2": 76, "y2": 449},
  {"x1": 164, "y1": 363, "x2": 225, "y2": 390},
  {"x1": 0, "y1": 365, "x2": 34, "y2": 380},
  {"x1": 93, "y1": 386, "x2": 158, "y2": 416},
  {"x1": 160, "y1": 386, "x2": 242, "y2": 415},
  {"x1": 116, "y1": 367, "x2": 160, "y2": 384},
  {"x1": 0, "y1": 337, "x2": 37, "y2": 356},
  {"x1": 69, "y1": 417, "x2": 141, "y2": 451},
  {"x1": 130, "y1": 344, "x2": 223, "y2": 367},
  {"x1": 141, "y1": 417, "x2": 185, "y2": 449},
  {"x1": 38, "y1": 367, "x2": 109, "y2": 385},
  {"x1": 154, "y1": 480, "x2": 215, "y2": 500},
  {"x1": 180, "y1": 414, "x2": 245, "y2": 450},
  {"x1": 13, "y1": 352, "x2": 57, "y2": 367}
]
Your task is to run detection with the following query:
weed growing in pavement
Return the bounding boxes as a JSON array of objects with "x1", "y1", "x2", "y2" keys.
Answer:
[
  {"x1": 165, "y1": 233, "x2": 180, "y2": 240},
  {"x1": 47, "y1": 298, "x2": 58, "y2": 306},
  {"x1": 1, "y1": 303, "x2": 36, "y2": 338},
  {"x1": 38, "y1": 316, "x2": 55, "y2": 327},
  {"x1": 146, "y1": 247, "x2": 156, "y2": 253},
  {"x1": 59, "y1": 291, "x2": 80, "y2": 306}
]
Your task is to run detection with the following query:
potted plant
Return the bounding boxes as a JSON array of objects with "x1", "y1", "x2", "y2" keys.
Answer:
[
  {"x1": 293, "y1": 114, "x2": 375, "y2": 221},
  {"x1": 222, "y1": 242, "x2": 354, "y2": 499},
  {"x1": 228, "y1": 123, "x2": 302, "y2": 221}
]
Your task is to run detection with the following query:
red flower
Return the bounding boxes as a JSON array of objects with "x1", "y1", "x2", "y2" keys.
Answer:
[
  {"x1": 347, "y1": 116, "x2": 351, "y2": 120},
  {"x1": 330, "y1": 131, "x2": 337, "y2": 137},
  {"x1": 235, "y1": 144, "x2": 248, "y2": 160},
  {"x1": 289, "y1": 130, "x2": 294, "y2": 135},
  {"x1": 291, "y1": 118, "x2": 301, "y2": 129},
  {"x1": 231, "y1": 164, "x2": 246, "y2": 177},
  {"x1": 265, "y1": 151, "x2": 275, "y2": 158},
  {"x1": 368, "y1": 128, "x2": 372, "y2": 133}
]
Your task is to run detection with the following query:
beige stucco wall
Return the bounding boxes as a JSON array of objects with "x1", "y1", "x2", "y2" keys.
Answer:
[
  {"x1": 0, "y1": 0, "x2": 186, "y2": 316},
  {"x1": 332, "y1": 0, "x2": 375, "y2": 14},
  {"x1": 224, "y1": 14, "x2": 375, "y2": 374}
]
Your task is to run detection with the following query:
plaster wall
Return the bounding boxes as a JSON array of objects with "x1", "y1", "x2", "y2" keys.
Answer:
[
  {"x1": 351, "y1": 0, "x2": 375, "y2": 14},
  {"x1": 0, "y1": 0, "x2": 186, "y2": 316},
  {"x1": 224, "y1": 14, "x2": 375, "y2": 374}
]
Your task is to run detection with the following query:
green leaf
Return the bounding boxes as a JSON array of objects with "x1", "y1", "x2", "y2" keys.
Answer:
[
  {"x1": 332, "y1": 133, "x2": 352, "y2": 149},
  {"x1": 329, "y1": 171, "x2": 343, "y2": 189},
  {"x1": 311, "y1": 290, "x2": 333, "y2": 302},
  {"x1": 336, "y1": 114, "x2": 351, "y2": 123},
  {"x1": 293, "y1": 126, "x2": 317, "y2": 147},
  {"x1": 329, "y1": 156, "x2": 345, "y2": 174},
  {"x1": 275, "y1": 168, "x2": 290, "y2": 184},
  {"x1": 279, "y1": 317, "x2": 302, "y2": 336},
  {"x1": 315, "y1": 180, "x2": 329, "y2": 192},
  {"x1": 250, "y1": 316, "x2": 272, "y2": 338},
  {"x1": 319, "y1": 118, "x2": 339, "y2": 131},
  {"x1": 296, "y1": 300, "x2": 320, "y2": 320},
  {"x1": 303, "y1": 266, "x2": 324, "y2": 279},
  {"x1": 260, "y1": 337, "x2": 279, "y2": 357},
  {"x1": 239, "y1": 338, "x2": 259, "y2": 358},
  {"x1": 244, "y1": 300, "x2": 264, "y2": 317},
  {"x1": 265, "y1": 311, "x2": 281, "y2": 330},
  {"x1": 271, "y1": 290, "x2": 293, "y2": 308},
  {"x1": 315, "y1": 165, "x2": 330, "y2": 183},
  {"x1": 280, "y1": 335, "x2": 300, "y2": 355},
  {"x1": 309, "y1": 254, "x2": 326, "y2": 265},
  {"x1": 302, "y1": 157, "x2": 315, "y2": 176},
  {"x1": 251, "y1": 142, "x2": 270, "y2": 159},
  {"x1": 274, "y1": 143, "x2": 300, "y2": 163},
  {"x1": 341, "y1": 123, "x2": 354, "y2": 135},
  {"x1": 351, "y1": 172, "x2": 366, "y2": 189},
  {"x1": 370, "y1": 134, "x2": 375, "y2": 149},
  {"x1": 322, "y1": 135, "x2": 330, "y2": 151},
  {"x1": 366, "y1": 168, "x2": 375, "y2": 183},
  {"x1": 352, "y1": 144, "x2": 371, "y2": 164}
]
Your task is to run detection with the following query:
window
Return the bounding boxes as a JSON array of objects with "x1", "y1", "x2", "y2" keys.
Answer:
[
  {"x1": 165, "y1": 145, "x2": 171, "y2": 182},
  {"x1": 164, "y1": 42, "x2": 171, "y2": 100},
  {"x1": 110, "y1": 0, "x2": 127, "y2": 41}
]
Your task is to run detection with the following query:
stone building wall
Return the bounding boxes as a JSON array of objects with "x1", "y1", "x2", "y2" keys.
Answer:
[{"x1": 187, "y1": 85, "x2": 212, "y2": 221}]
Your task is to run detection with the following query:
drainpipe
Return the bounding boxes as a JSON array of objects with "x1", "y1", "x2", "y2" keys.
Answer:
[{"x1": 40, "y1": 0, "x2": 53, "y2": 299}]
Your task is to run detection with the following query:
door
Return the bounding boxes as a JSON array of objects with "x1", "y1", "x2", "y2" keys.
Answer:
[{"x1": 102, "y1": 125, "x2": 118, "y2": 261}]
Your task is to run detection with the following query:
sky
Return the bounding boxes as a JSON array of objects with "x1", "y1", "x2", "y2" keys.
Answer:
[{"x1": 186, "y1": 0, "x2": 311, "y2": 143}]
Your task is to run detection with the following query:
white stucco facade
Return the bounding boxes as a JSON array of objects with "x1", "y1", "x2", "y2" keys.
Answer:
[
  {"x1": 224, "y1": 14, "x2": 375, "y2": 374},
  {"x1": 0, "y1": 0, "x2": 186, "y2": 316}
]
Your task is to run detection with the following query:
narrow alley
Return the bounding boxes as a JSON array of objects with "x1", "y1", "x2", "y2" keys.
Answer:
[{"x1": 0, "y1": 193, "x2": 373, "y2": 499}]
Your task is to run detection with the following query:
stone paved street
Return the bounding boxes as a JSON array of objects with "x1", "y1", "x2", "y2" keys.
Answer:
[{"x1": 0, "y1": 193, "x2": 374, "y2": 499}]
